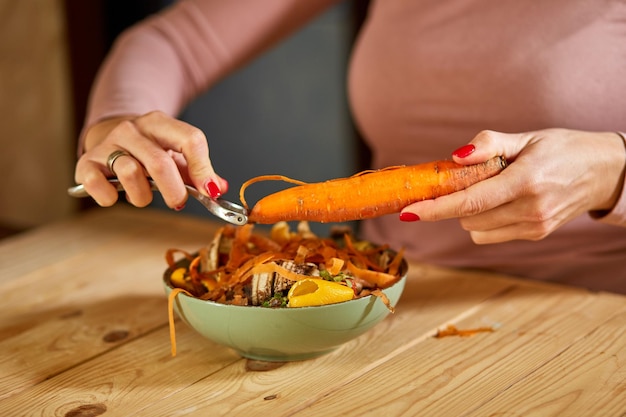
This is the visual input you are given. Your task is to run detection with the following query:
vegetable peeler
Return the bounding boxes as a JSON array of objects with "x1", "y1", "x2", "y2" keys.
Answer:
[{"x1": 67, "y1": 179, "x2": 248, "y2": 226}]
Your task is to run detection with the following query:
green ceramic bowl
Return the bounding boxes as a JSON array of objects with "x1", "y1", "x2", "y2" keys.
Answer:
[{"x1": 163, "y1": 259, "x2": 407, "y2": 362}]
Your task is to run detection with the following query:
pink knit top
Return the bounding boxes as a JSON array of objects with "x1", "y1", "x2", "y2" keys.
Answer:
[{"x1": 84, "y1": 0, "x2": 626, "y2": 292}]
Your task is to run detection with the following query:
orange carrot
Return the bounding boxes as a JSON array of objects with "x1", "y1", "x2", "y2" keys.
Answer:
[{"x1": 240, "y1": 156, "x2": 506, "y2": 224}]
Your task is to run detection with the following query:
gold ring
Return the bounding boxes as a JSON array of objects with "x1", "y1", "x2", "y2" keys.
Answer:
[{"x1": 106, "y1": 150, "x2": 130, "y2": 176}]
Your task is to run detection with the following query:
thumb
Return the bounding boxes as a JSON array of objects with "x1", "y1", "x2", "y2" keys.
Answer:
[
  {"x1": 451, "y1": 130, "x2": 525, "y2": 165},
  {"x1": 133, "y1": 112, "x2": 229, "y2": 199},
  {"x1": 171, "y1": 149, "x2": 229, "y2": 198},
  {"x1": 180, "y1": 140, "x2": 228, "y2": 199},
  {"x1": 187, "y1": 153, "x2": 228, "y2": 199}
]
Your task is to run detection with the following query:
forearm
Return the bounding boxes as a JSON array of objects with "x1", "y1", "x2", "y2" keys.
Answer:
[{"x1": 80, "y1": 0, "x2": 342, "y2": 153}]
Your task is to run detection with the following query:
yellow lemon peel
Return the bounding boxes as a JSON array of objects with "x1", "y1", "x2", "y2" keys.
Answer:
[
  {"x1": 170, "y1": 267, "x2": 188, "y2": 288},
  {"x1": 287, "y1": 278, "x2": 354, "y2": 307}
]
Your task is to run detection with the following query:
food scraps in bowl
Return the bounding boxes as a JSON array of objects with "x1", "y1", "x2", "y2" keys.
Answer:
[
  {"x1": 164, "y1": 221, "x2": 406, "y2": 360},
  {"x1": 166, "y1": 221, "x2": 405, "y2": 309}
]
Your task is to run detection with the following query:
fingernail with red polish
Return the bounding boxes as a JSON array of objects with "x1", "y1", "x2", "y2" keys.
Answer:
[
  {"x1": 175, "y1": 204, "x2": 185, "y2": 211},
  {"x1": 399, "y1": 212, "x2": 420, "y2": 222},
  {"x1": 205, "y1": 180, "x2": 221, "y2": 198},
  {"x1": 452, "y1": 144, "x2": 476, "y2": 158}
]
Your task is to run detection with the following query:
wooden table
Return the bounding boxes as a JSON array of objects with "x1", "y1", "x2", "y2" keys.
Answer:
[{"x1": 1, "y1": 206, "x2": 624, "y2": 416}]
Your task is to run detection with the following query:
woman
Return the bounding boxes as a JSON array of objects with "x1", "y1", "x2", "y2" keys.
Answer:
[{"x1": 74, "y1": 0, "x2": 626, "y2": 292}]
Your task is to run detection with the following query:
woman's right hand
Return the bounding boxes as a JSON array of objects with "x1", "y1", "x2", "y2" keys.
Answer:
[{"x1": 74, "y1": 111, "x2": 228, "y2": 210}]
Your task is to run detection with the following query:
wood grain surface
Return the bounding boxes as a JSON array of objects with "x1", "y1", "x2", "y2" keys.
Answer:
[{"x1": 0, "y1": 206, "x2": 624, "y2": 416}]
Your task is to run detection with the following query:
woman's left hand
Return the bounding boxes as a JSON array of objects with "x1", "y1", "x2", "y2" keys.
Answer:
[{"x1": 400, "y1": 129, "x2": 626, "y2": 243}]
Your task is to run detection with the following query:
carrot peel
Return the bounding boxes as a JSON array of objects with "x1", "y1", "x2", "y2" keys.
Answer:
[{"x1": 168, "y1": 287, "x2": 192, "y2": 357}]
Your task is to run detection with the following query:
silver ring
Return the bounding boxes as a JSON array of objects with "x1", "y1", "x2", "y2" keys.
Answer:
[{"x1": 106, "y1": 150, "x2": 130, "y2": 176}]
